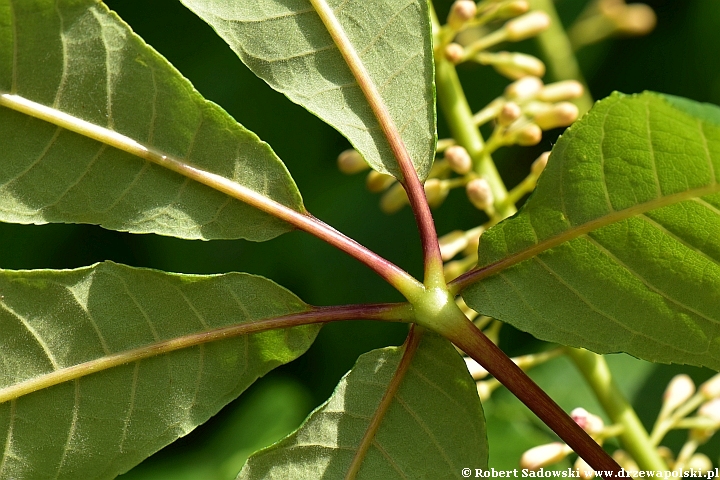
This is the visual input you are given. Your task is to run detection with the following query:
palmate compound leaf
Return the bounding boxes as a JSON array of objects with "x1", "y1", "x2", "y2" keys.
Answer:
[
  {"x1": 238, "y1": 331, "x2": 488, "y2": 480},
  {"x1": 0, "y1": 261, "x2": 319, "y2": 479},
  {"x1": 462, "y1": 92, "x2": 720, "y2": 369},
  {"x1": 179, "y1": 0, "x2": 436, "y2": 181},
  {"x1": 0, "y1": 0, "x2": 303, "y2": 241}
]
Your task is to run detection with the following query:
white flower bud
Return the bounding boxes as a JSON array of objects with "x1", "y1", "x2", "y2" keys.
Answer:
[
  {"x1": 687, "y1": 453, "x2": 713, "y2": 474},
  {"x1": 612, "y1": 4, "x2": 657, "y2": 36},
  {"x1": 424, "y1": 179, "x2": 449, "y2": 208},
  {"x1": 505, "y1": 11, "x2": 551, "y2": 42},
  {"x1": 445, "y1": 43, "x2": 465, "y2": 64},
  {"x1": 337, "y1": 149, "x2": 369, "y2": 174},
  {"x1": 466, "y1": 178, "x2": 495, "y2": 211},
  {"x1": 663, "y1": 374, "x2": 695, "y2": 412},
  {"x1": 495, "y1": 0, "x2": 529, "y2": 19},
  {"x1": 444, "y1": 145, "x2": 473, "y2": 174},
  {"x1": 700, "y1": 373, "x2": 720, "y2": 399},
  {"x1": 465, "y1": 357, "x2": 488, "y2": 380},
  {"x1": 574, "y1": 456, "x2": 596, "y2": 479},
  {"x1": 498, "y1": 102, "x2": 522, "y2": 126},
  {"x1": 447, "y1": 0, "x2": 478, "y2": 30},
  {"x1": 440, "y1": 230, "x2": 469, "y2": 261},
  {"x1": 531, "y1": 152, "x2": 550, "y2": 177},
  {"x1": 533, "y1": 102, "x2": 579, "y2": 130},
  {"x1": 537, "y1": 80, "x2": 585, "y2": 103},
  {"x1": 698, "y1": 398, "x2": 720, "y2": 423},
  {"x1": 477, "y1": 380, "x2": 492, "y2": 401},
  {"x1": 366, "y1": 170, "x2": 396, "y2": 192},
  {"x1": 570, "y1": 407, "x2": 605, "y2": 435},
  {"x1": 520, "y1": 442, "x2": 571, "y2": 470},
  {"x1": 505, "y1": 76, "x2": 544, "y2": 101},
  {"x1": 612, "y1": 450, "x2": 640, "y2": 474},
  {"x1": 380, "y1": 183, "x2": 408, "y2": 214},
  {"x1": 514, "y1": 123, "x2": 542, "y2": 146},
  {"x1": 480, "y1": 51, "x2": 546, "y2": 80}
]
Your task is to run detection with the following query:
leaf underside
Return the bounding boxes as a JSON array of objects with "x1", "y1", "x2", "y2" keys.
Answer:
[
  {"x1": 463, "y1": 92, "x2": 720, "y2": 369},
  {"x1": 179, "y1": 0, "x2": 436, "y2": 181},
  {"x1": 238, "y1": 332, "x2": 487, "y2": 480},
  {"x1": 0, "y1": 261, "x2": 319, "y2": 479},
  {"x1": 0, "y1": 0, "x2": 303, "y2": 241}
]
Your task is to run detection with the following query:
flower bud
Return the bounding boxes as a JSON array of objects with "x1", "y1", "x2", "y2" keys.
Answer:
[
  {"x1": 447, "y1": 0, "x2": 478, "y2": 30},
  {"x1": 479, "y1": 51, "x2": 546, "y2": 80},
  {"x1": 444, "y1": 145, "x2": 473, "y2": 174},
  {"x1": 531, "y1": 152, "x2": 550, "y2": 177},
  {"x1": 466, "y1": 178, "x2": 494, "y2": 211},
  {"x1": 505, "y1": 76, "x2": 544, "y2": 101},
  {"x1": 495, "y1": 0, "x2": 529, "y2": 19},
  {"x1": 574, "y1": 456, "x2": 595, "y2": 479},
  {"x1": 663, "y1": 374, "x2": 695, "y2": 412},
  {"x1": 700, "y1": 373, "x2": 720, "y2": 399},
  {"x1": 612, "y1": 4, "x2": 656, "y2": 36},
  {"x1": 514, "y1": 123, "x2": 542, "y2": 146},
  {"x1": 537, "y1": 80, "x2": 584, "y2": 103},
  {"x1": 533, "y1": 102, "x2": 579, "y2": 130},
  {"x1": 687, "y1": 453, "x2": 713, "y2": 474},
  {"x1": 612, "y1": 450, "x2": 640, "y2": 474},
  {"x1": 656, "y1": 446, "x2": 675, "y2": 469},
  {"x1": 465, "y1": 357, "x2": 488, "y2": 380},
  {"x1": 440, "y1": 230, "x2": 469, "y2": 261},
  {"x1": 366, "y1": 170, "x2": 396, "y2": 192},
  {"x1": 698, "y1": 398, "x2": 720, "y2": 423},
  {"x1": 520, "y1": 442, "x2": 571, "y2": 470},
  {"x1": 380, "y1": 183, "x2": 408, "y2": 214},
  {"x1": 505, "y1": 11, "x2": 551, "y2": 42},
  {"x1": 571, "y1": 407, "x2": 605, "y2": 435},
  {"x1": 477, "y1": 380, "x2": 492, "y2": 401},
  {"x1": 445, "y1": 43, "x2": 465, "y2": 64},
  {"x1": 424, "y1": 179, "x2": 450, "y2": 208},
  {"x1": 337, "y1": 149, "x2": 369, "y2": 174},
  {"x1": 498, "y1": 102, "x2": 522, "y2": 126}
]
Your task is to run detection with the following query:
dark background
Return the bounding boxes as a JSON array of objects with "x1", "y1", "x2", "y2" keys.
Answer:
[{"x1": 2, "y1": 0, "x2": 719, "y2": 477}]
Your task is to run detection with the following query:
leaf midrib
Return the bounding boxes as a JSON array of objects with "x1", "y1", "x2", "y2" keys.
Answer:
[{"x1": 453, "y1": 183, "x2": 720, "y2": 291}]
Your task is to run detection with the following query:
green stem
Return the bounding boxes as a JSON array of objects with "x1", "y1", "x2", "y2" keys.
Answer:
[
  {"x1": 435, "y1": 58, "x2": 516, "y2": 220},
  {"x1": 566, "y1": 348, "x2": 669, "y2": 472},
  {"x1": 528, "y1": 0, "x2": 594, "y2": 114}
]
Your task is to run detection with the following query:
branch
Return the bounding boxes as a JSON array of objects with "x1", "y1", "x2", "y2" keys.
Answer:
[
  {"x1": 445, "y1": 318, "x2": 622, "y2": 478},
  {"x1": 308, "y1": 0, "x2": 445, "y2": 290},
  {"x1": 0, "y1": 302, "x2": 413, "y2": 405},
  {"x1": 0, "y1": 93, "x2": 424, "y2": 300}
]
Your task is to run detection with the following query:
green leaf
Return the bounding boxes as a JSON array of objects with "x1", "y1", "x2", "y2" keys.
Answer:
[
  {"x1": 0, "y1": 261, "x2": 319, "y2": 479},
  {"x1": 179, "y1": 0, "x2": 436, "y2": 180},
  {"x1": 238, "y1": 331, "x2": 487, "y2": 479},
  {"x1": 462, "y1": 92, "x2": 720, "y2": 369},
  {"x1": 0, "y1": 0, "x2": 303, "y2": 241}
]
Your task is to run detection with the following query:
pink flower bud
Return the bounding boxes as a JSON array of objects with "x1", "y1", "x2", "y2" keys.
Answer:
[
  {"x1": 514, "y1": 124, "x2": 542, "y2": 146},
  {"x1": 570, "y1": 407, "x2": 604, "y2": 435},
  {"x1": 466, "y1": 178, "x2": 494, "y2": 211},
  {"x1": 447, "y1": 0, "x2": 478, "y2": 30},
  {"x1": 445, "y1": 43, "x2": 465, "y2": 64},
  {"x1": 498, "y1": 102, "x2": 522, "y2": 126},
  {"x1": 444, "y1": 145, "x2": 472, "y2": 174}
]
